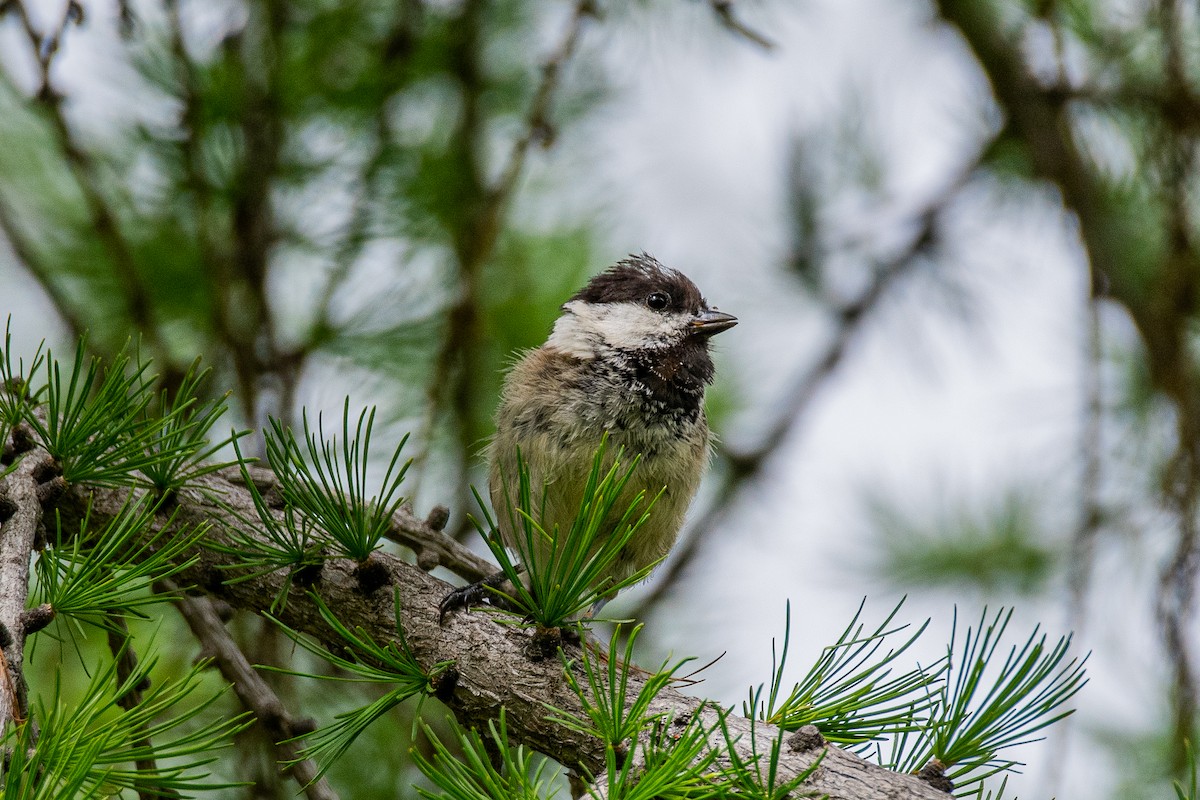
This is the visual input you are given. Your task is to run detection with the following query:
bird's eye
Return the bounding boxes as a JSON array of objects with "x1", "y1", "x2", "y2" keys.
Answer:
[{"x1": 646, "y1": 292, "x2": 670, "y2": 310}]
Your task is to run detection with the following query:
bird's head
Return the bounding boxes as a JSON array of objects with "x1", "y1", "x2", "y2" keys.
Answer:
[{"x1": 546, "y1": 253, "x2": 737, "y2": 359}]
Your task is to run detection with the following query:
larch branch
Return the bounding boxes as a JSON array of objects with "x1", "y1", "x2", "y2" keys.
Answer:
[
  {"x1": 0, "y1": 433, "x2": 52, "y2": 733},
  {"x1": 162, "y1": 581, "x2": 340, "y2": 800},
  {"x1": 48, "y1": 468, "x2": 953, "y2": 800}
]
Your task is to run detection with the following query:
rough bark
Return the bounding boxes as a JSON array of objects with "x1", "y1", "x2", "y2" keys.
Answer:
[{"x1": 0, "y1": 443, "x2": 51, "y2": 733}]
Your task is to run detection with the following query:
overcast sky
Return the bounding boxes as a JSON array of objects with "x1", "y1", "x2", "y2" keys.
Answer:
[{"x1": 0, "y1": 1, "x2": 1161, "y2": 796}]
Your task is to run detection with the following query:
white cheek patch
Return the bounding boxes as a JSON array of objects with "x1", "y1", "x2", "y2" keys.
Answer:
[
  {"x1": 546, "y1": 303, "x2": 597, "y2": 358},
  {"x1": 548, "y1": 301, "x2": 688, "y2": 357}
]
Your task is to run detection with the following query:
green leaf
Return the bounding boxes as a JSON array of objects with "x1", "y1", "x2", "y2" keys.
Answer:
[
  {"x1": 960, "y1": 777, "x2": 1015, "y2": 800},
  {"x1": 0, "y1": 317, "x2": 46, "y2": 444},
  {"x1": 34, "y1": 496, "x2": 202, "y2": 630},
  {"x1": 2, "y1": 652, "x2": 250, "y2": 798},
  {"x1": 137, "y1": 356, "x2": 246, "y2": 496},
  {"x1": 1176, "y1": 741, "x2": 1198, "y2": 800},
  {"x1": 864, "y1": 489, "x2": 1058, "y2": 595},
  {"x1": 884, "y1": 608, "x2": 1089, "y2": 791},
  {"x1": 589, "y1": 711, "x2": 724, "y2": 800},
  {"x1": 715, "y1": 710, "x2": 822, "y2": 800},
  {"x1": 24, "y1": 337, "x2": 198, "y2": 488},
  {"x1": 413, "y1": 710, "x2": 557, "y2": 800},
  {"x1": 212, "y1": 434, "x2": 327, "y2": 612}
]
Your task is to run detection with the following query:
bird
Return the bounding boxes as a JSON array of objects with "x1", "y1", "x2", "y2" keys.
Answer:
[{"x1": 439, "y1": 253, "x2": 736, "y2": 621}]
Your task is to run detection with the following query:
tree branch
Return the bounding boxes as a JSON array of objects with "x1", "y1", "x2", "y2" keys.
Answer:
[
  {"x1": 161, "y1": 0, "x2": 252, "y2": 409},
  {"x1": 106, "y1": 615, "x2": 179, "y2": 800},
  {"x1": 386, "y1": 503, "x2": 495, "y2": 583},
  {"x1": 481, "y1": 0, "x2": 597, "y2": 250},
  {"x1": 8, "y1": 0, "x2": 171, "y2": 375},
  {"x1": 417, "y1": 0, "x2": 596, "y2": 525},
  {"x1": 0, "y1": 433, "x2": 53, "y2": 733},
  {"x1": 0, "y1": 191, "x2": 89, "y2": 344},
  {"x1": 1068, "y1": 296, "x2": 1104, "y2": 619},
  {"x1": 161, "y1": 581, "x2": 340, "y2": 800},
  {"x1": 708, "y1": 0, "x2": 774, "y2": 50},
  {"x1": 224, "y1": 0, "x2": 288, "y2": 429},
  {"x1": 51, "y1": 470, "x2": 951, "y2": 800},
  {"x1": 936, "y1": 0, "x2": 1200, "y2": 773},
  {"x1": 308, "y1": 0, "x2": 425, "y2": 345}
]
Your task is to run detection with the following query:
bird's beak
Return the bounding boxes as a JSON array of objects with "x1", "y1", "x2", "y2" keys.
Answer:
[{"x1": 690, "y1": 309, "x2": 738, "y2": 337}]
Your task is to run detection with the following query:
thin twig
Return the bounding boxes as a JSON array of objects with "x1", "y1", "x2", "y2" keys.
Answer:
[
  {"x1": 709, "y1": 0, "x2": 774, "y2": 50},
  {"x1": 310, "y1": 0, "x2": 423, "y2": 338},
  {"x1": 933, "y1": 0, "x2": 1114, "y2": 298},
  {"x1": 482, "y1": 0, "x2": 597, "y2": 248},
  {"x1": 1067, "y1": 296, "x2": 1104, "y2": 618},
  {"x1": 226, "y1": 0, "x2": 288, "y2": 430},
  {"x1": 8, "y1": 0, "x2": 172, "y2": 376},
  {"x1": 1159, "y1": 460, "x2": 1200, "y2": 773},
  {"x1": 407, "y1": 0, "x2": 485, "y2": 513},
  {"x1": 162, "y1": 0, "x2": 253, "y2": 409},
  {"x1": 385, "y1": 503, "x2": 495, "y2": 583},
  {"x1": 309, "y1": 111, "x2": 393, "y2": 338},
  {"x1": 106, "y1": 615, "x2": 179, "y2": 800},
  {"x1": 1051, "y1": 289, "x2": 1104, "y2": 798},
  {"x1": 162, "y1": 580, "x2": 340, "y2": 800},
  {"x1": 1151, "y1": 1, "x2": 1199, "y2": 771},
  {"x1": 0, "y1": 192, "x2": 88, "y2": 344},
  {"x1": 937, "y1": 0, "x2": 1200, "y2": 776},
  {"x1": 1158, "y1": 0, "x2": 1188, "y2": 102}
]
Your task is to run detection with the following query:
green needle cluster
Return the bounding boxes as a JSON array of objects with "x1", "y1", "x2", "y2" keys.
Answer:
[
  {"x1": 751, "y1": 599, "x2": 944, "y2": 747},
  {"x1": 224, "y1": 398, "x2": 411, "y2": 608},
  {"x1": 34, "y1": 497, "x2": 201, "y2": 632},
  {"x1": 137, "y1": 358, "x2": 243, "y2": 497},
  {"x1": 263, "y1": 399, "x2": 411, "y2": 562},
  {"x1": 27, "y1": 341, "x2": 186, "y2": 487},
  {"x1": 1, "y1": 656, "x2": 249, "y2": 799},
  {"x1": 413, "y1": 710, "x2": 557, "y2": 800},
  {"x1": 0, "y1": 320, "x2": 45, "y2": 466},
  {"x1": 0, "y1": 325, "x2": 235, "y2": 491},
  {"x1": 475, "y1": 436, "x2": 661, "y2": 628},
  {"x1": 883, "y1": 607, "x2": 1089, "y2": 792},
  {"x1": 716, "y1": 713, "x2": 822, "y2": 800},
  {"x1": 549, "y1": 623, "x2": 691, "y2": 749}
]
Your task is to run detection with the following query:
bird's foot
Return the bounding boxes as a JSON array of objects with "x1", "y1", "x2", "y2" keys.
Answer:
[{"x1": 438, "y1": 571, "x2": 515, "y2": 623}]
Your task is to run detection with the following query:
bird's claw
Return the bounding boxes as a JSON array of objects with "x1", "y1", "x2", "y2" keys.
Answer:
[
  {"x1": 438, "y1": 571, "x2": 512, "y2": 624},
  {"x1": 438, "y1": 582, "x2": 487, "y2": 623}
]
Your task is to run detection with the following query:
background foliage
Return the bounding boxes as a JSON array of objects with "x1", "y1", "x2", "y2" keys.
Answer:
[{"x1": 0, "y1": 0, "x2": 1196, "y2": 797}]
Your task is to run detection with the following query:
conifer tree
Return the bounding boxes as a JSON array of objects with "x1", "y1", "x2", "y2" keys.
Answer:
[{"x1": 1, "y1": 0, "x2": 1195, "y2": 797}]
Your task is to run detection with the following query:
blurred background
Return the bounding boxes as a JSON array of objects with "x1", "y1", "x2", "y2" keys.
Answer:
[{"x1": 0, "y1": 0, "x2": 1193, "y2": 796}]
